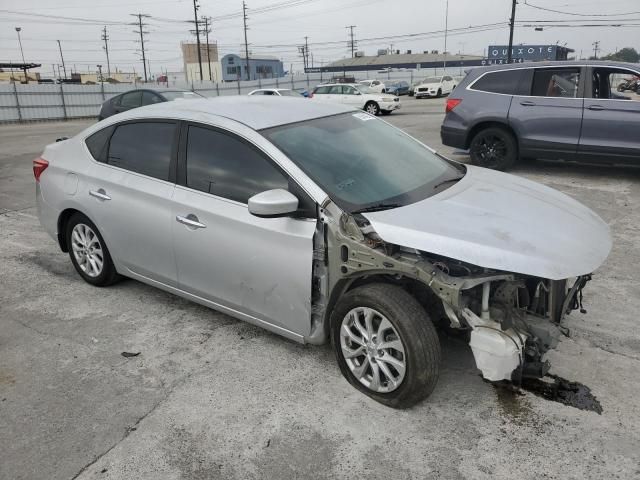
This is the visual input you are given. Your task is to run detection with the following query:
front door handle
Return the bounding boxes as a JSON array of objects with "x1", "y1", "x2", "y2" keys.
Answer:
[
  {"x1": 587, "y1": 104, "x2": 604, "y2": 111},
  {"x1": 520, "y1": 100, "x2": 536, "y2": 106},
  {"x1": 176, "y1": 214, "x2": 206, "y2": 229},
  {"x1": 89, "y1": 189, "x2": 111, "y2": 201}
]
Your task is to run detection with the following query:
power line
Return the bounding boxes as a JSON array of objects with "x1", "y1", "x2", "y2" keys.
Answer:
[{"x1": 523, "y1": 1, "x2": 640, "y2": 17}]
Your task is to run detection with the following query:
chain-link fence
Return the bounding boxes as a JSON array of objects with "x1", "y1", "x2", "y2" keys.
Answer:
[{"x1": 0, "y1": 67, "x2": 467, "y2": 123}]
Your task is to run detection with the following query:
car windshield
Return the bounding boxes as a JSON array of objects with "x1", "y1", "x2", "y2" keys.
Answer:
[
  {"x1": 278, "y1": 89, "x2": 303, "y2": 97},
  {"x1": 162, "y1": 91, "x2": 203, "y2": 101},
  {"x1": 422, "y1": 77, "x2": 442, "y2": 84},
  {"x1": 261, "y1": 112, "x2": 464, "y2": 212}
]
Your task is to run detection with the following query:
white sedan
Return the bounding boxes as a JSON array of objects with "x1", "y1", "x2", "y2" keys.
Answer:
[
  {"x1": 248, "y1": 88, "x2": 304, "y2": 97},
  {"x1": 310, "y1": 83, "x2": 400, "y2": 115},
  {"x1": 358, "y1": 79, "x2": 386, "y2": 93},
  {"x1": 414, "y1": 75, "x2": 457, "y2": 98}
]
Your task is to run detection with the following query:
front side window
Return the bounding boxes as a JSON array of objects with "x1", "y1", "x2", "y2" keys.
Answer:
[
  {"x1": 328, "y1": 85, "x2": 343, "y2": 94},
  {"x1": 592, "y1": 68, "x2": 639, "y2": 99},
  {"x1": 185, "y1": 126, "x2": 288, "y2": 204},
  {"x1": 262, "y1": 113, "x2": 464, "y2": 212},
  {"x1": 142, "y1": 91, "x2": 163, "y2": 105},
  {"x1": 344, "y1": 86, "x2": 357, "y2": 95},
  {"x1": 471, "y1": 69, "x2": 525, "y2": 95},
  {"x1": 107, "y1": 122, "x2": 175, "y2": 181},
  {"x1": 120, "y1": 91, "x2": 142, "y2": 108},
  {"x1": 531, "y1": 68, "x2": 581, "y2": 98}
]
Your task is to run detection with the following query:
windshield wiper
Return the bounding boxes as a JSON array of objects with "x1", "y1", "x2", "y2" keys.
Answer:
[
  {"x1": 353, "y1": 203, "x2": 403, "y2": 214},
  {"x1": 433, "y1": 175, "x2": 465, "y2": 190}
]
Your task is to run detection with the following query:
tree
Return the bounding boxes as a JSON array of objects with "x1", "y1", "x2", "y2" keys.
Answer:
[{"x1": 600, "y1": 47, "x2": 639, "y2": 63}]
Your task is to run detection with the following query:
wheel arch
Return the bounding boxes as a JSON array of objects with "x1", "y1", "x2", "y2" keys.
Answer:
[
  {"x1": 56, "y1": 207, "x2": 99, "y2": 252},
  {"x1": 465, "y1": 120, "x2": 518, "y2": 151}
]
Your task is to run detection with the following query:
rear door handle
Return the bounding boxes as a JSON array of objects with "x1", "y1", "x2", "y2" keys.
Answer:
[
  {"x1": 519, "y1": 100, "x2": 536, "y2": 106},
  {"x1": 587, "y1": 104, "x2": 604, "y2": 111},
  {"x1": 176, "y1": 214, "x2": 206, "y2": 229},
  {"x1": 89, "y1": 189, "x2": 111, "y2": 201}
]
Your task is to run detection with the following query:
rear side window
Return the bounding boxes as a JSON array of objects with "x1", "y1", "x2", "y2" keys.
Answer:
[
  {"x1": 531, "y1": 68, "x2": 581, "y2": 98},
  {"x1": 471, "y1": 69, "x2": 525, "y2": 95},
  {"x1": 185, "y1": 126, "x2": 288, "y2": 203},
  {"x1": 107, "y1": 122, "x2": 175, "y2": 181},
  {"x1": 120, "y1": 91, "x2": 142, "y2": 108},
  {"x1": 85, "y1": 126, "x2": 114, "y2": 162}
]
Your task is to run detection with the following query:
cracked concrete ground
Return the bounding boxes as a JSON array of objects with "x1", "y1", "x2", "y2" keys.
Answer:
[{"x1": 1, "y1": 98, "x2": 639, "y2": 480}]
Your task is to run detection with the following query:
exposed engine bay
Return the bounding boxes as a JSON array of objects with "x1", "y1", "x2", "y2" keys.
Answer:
[{"x1": 310, "y1": 201, "x2": 593, "y2": 384}]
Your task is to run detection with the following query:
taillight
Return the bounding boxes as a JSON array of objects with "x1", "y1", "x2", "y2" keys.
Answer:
[
  {"x1": 446, "y1": 98, "x2": 462, "y2": 113},
  {"x1": 33, "y1": 157, "x2": 49, "y2": 183}
]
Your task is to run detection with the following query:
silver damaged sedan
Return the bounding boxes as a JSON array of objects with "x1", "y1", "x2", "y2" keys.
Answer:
[{"x1": 34, "y1": 97, "x2": 611, "y2": 408}]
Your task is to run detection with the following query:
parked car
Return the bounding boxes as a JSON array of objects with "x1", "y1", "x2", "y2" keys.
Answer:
[
  {"x1": 310, "y1": 83, "x2": 400, "y2": 115},
  {"x1": 358, "y1": 79, "x2": 386, "y2": 93},
  {"x1": 441, "y1": 60, "x2": 640, "y2": 170},
  {"x1": 414, "y1": 75, "x2": 456, "y2": 98},
  {"x1": 385, "y1": 81, "x2": 410, "y2": 96},
  {"x1": 248, "y1": 88, "x2": 305, "y2": 97},
  {"x1": 34, "y1": 97, "x2": 610, "y2": 408},
  {"x1": 98, "y1": 88, "x2": 203, "y2": 120}
]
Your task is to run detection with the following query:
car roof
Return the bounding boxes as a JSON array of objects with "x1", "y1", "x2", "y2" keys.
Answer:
[
  {"x1": 104, "y1": 96, "x2": 354, "y2": 130},
  {"x1": 468, "y1": 59, "x2": 639, "y2": 74}
]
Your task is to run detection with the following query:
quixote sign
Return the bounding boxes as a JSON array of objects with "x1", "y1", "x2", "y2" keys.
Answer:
[{"x1": 488, "y1": 45, "x2": 558, "y2": 62}]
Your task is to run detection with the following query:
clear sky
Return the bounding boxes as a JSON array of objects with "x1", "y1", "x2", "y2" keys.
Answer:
[{"x1": 0, "y1": 0, "x2": 638, "y2": 78}]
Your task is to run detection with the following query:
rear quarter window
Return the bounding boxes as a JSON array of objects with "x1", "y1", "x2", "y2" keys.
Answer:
[
  {"x1": 85, "y1": 126, "x2": 114, "y2": 162},
  {"x1": 314, "y1": 86, "x2": 331, "y2": 94},
  {"x1": 470, "y1": 69, "x2": 527, "y2": 95}
]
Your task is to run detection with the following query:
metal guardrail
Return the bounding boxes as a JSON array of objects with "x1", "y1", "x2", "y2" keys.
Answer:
[{"x1": 0, "y1": 67, "x2": 466, "y2": 123}]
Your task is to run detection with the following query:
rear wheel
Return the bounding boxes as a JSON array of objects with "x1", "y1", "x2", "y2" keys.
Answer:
[
  {"x1": 331, "y1": 283, "x2": 441, "y2": 409},
  {"x1": 66, "y1": 213, "x2": 119, "y2": 286},
  {"x1": 364, "y1": 101, "x2": 380, "y2": 116},
  {"x1": 469, "y1": 126, "x2": 518, "y2": 170}
]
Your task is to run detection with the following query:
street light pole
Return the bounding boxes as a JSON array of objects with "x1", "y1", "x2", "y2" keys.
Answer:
[
  {"x1": 443, "y1": 0, "x2": 449, "y2": 71},
  {"x1": 15, "y1": 27, "x2": 28, "y2": 83}
]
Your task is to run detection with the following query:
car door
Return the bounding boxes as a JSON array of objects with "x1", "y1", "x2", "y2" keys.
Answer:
[
  {"x1": 508, "y1": 66, "x2": 585, "y2": 161},
  {"x1": 578, "y1": 66, "x2": 640, "y2": 164},
  {"x1": 171, "y1": 122, "x2": 317, "y2": 336},
  {"x1": 83, "y1": 120, "x2": 179, "y2": 285},
  {"x1": 341, "y1": 85, "x2": 365, "y2": 108},
  {"x1": 114, "y1": 91, "x2": 142, "y2": 114}
]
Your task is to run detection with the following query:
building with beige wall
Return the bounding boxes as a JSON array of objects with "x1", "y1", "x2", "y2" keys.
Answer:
[{"x1": 181, "y1": 42, "x2": 221, "y2": 83}]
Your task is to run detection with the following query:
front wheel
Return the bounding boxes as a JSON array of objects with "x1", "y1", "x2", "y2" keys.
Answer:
[
  {"x1": 437, "y1": 89, "x2": 442, "y2": 98},
  {"x1": 364, "y1": 101, "x2": 380, "y2": 116},
  {"x1": 469, "y1": 127, "x2": 518, "y2": 170},
  {"x1": 331, "y1": 283, "x2": 441, "y2": 409}
]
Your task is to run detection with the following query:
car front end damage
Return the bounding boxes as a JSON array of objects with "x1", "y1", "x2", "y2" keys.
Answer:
[{"x1": 309, "y1": 201, "x2": 595, "y2": 385}]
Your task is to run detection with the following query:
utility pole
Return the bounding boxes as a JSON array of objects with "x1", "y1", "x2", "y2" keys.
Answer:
[
  {"x1": 203, "y1": 16, "x2": 213, "y2": 81},
  {"x1": 305, "y1": 36, "x2": 309, "y2": 70},
  {"x1": 101, "y1": 26, "x2": 111, "y2": 79},
  {"x1": 97, "y1": 64, "x2": 103, "y2": 83},
  {"x1": 592, "y1": 41, "x2": 600, "y2": 59},
  {"x1": 346, "y1": 25, "x2": 356, "y2": 58},
  {"x1": 192, "y1": 0, "x2": 203, "y2": 81},
  {"x1": 507, "y1": 0, "x2": 517, "y2": 63},
  {"x1": 298, "y1": 45, "x2": 307, "y2": 70},
  {"x1": 131, "y1": 13, "x2": 150, "y2": 82},
  {"x1": 242, "y1": 1, "x2": 250, "y2": 80},
  {"x1": 57, "y1": 40, "x2": 67, "y2": 79},
  {"x1": 443, "y1": 0, "x2": 449, "y2": 70}
]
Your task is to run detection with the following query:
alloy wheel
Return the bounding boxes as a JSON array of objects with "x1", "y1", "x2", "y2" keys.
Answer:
[
  {"x1": 472, "y1": 134, "x2": 508, "y2": 168},
  {"x1": 71, "y1": 223, "x2": 104, "y2": 278},
  {"x1": 339, "y1": 306, "x2": 407, "y2": 393}
]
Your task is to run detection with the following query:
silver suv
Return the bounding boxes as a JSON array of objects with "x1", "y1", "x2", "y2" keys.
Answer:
[
  {"x1": 35, "y1": 97, "x2": 610, "y2": 408},
  {"x1": 441, "y1": 61, "x2": 640, "y2": 169}
]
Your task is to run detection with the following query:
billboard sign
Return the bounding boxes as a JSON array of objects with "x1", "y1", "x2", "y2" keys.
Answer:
[{"x1": 488, "y1": 45, "x2": 558, "y2": 62}]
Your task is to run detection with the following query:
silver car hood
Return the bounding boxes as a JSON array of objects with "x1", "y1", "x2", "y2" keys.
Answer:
[{"x1": 362, "y1": 165, "x2": 612, "y2": 280}]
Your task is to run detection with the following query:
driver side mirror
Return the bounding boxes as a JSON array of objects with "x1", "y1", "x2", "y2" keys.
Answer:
[{"x1": 248, "y1": 189, "x2": 299, "y2": 218}]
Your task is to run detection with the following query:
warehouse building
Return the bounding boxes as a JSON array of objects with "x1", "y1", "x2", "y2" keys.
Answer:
[
  {"x1": 483, "y1": 44, "x2": 574, "y2": 65},
  {"x1": 307, "y1": 51, "x2": 484, "y2": 73},
  {"x1": 181, "y1": 42, "x2": 222, "y2": 83},
  {"x1": 221, "y1": 54, "x2": 285, "y2": 81}
]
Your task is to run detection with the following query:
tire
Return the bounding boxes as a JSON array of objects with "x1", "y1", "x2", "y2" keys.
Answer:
[
  {"x1": 66, "y1": 212, "x2": 120, "y2": 287},
  {"x1": 437, "y1": 89, "x2": 442, "y2": 98},
  {"x1": 364, "y1": 101, "x2": 380, "y2": 116},
  {"x1": 469, "y1": 126, "x2": 518, "y2": 170},
  {"x1": 331, "y1": 283, "x2": 441, "y2": 409}
]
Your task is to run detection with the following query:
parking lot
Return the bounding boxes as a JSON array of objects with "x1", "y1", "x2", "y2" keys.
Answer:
[{"x1": 1, "y1": 96, "x2": 639, "y2": 479}]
